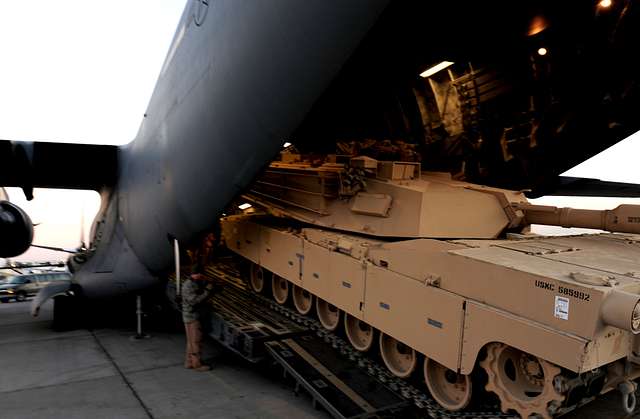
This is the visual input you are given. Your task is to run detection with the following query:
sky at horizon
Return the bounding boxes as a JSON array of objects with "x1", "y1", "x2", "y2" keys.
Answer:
[
  {"x1": 0, "y1": 0, "x2": 187, "y2": 146},
  {"x1": 1, "y1": 1, "x2": 639, "y2": 264},
  {"x1": 0, "y1": 1, "x2": 187, "y2": 263}
]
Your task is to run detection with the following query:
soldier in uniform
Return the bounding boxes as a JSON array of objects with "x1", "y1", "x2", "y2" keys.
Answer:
[{"x1": 182, "y1": 233, "x2": 216, "y2": 371}]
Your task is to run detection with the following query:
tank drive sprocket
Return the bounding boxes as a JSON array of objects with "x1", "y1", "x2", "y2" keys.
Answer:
[{"x1": 480, "y1": 342, "x2": 565, "y2": 419}]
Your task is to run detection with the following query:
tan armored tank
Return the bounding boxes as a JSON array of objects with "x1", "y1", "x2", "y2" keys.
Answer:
[{"x1": 221, "y1": 155, "x2": 640, "y2": 418}]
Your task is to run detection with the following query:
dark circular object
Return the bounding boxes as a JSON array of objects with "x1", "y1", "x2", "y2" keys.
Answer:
[{"x1": 0, "y1": 201, "x2": 34, "y2": 257}]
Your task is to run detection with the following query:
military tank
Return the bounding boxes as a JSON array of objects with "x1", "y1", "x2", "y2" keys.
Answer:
[{"x1": 220, "y1": 153, "x2": 640, "y2": 418}]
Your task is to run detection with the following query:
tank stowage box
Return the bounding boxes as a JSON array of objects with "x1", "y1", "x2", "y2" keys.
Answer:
[{"x1": 222, "y1": 159, "x2": 640, "y2": 418}]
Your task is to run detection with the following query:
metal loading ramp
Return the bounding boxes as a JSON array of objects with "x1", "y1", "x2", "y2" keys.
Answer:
[
  {"x1": 204, "y1": 268, "x2": 410, "y2": 418},
  {"x1": 266, "y1": 336, "x2": 409, "y2": 419}
]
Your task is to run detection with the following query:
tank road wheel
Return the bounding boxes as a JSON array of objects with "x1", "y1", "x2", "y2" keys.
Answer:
[
  {"x1": 249, "y1": 263, "x2": 268, "y2": 293},
  {"x1": 271, "y1": 275, "x2": 289, "y2": 305},
  {"x1": 424, "y1": 357, "x2": 472, "y2": 411},
  {"x1": 316, "y1": 298, "x2": 341, "y2": 331},
  {"x1": 344, "y1": 314, "x2": 375, "y2": 352},
  {"x1": 480, "y1": 343, "x2": 565, "y2": 419},
  {"x1": 379, "y1": 333, "x2": 417, "y2": 378},
  {"x1": 292, "y1": 285, "x2": 314, "y2": 315}
]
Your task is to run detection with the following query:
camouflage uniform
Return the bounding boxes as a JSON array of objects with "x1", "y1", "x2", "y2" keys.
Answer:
[
  {"x1": 182, "y1": 275, "x2": 212, "y2": 370},
  {"x1": 181, "y1": 277, "x2": 211, "y2": 322}
]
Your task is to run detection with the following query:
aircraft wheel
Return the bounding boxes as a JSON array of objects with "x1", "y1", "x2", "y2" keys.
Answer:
[
  {"x1": 424, "y1": 357, "x2": 472, "y2": 411},
  {"x1": 292, "y1": 285, "x2": 313, "y2": 315},
  {"x1": 249, "y1": 263, "x2": 269, "y2": 294},
  {"x1": 316, "y1": 298, "x2": 341, "y2": 331},
  {"x1": 271, "y1": 275, "x2": 289, "y2": 305},
  {"x1": 344, "y1": 314, "x2": 375, "y2": 352},
  {"x1": 52, "y1": 295, "x2": 79, "y2": 331},
  {"x1": 379, "y1": 333, "x2": 417, "y2": 378}
]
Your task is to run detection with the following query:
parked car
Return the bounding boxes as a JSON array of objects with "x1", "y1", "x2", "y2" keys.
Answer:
[{"x1": 0, "y1": 272, "x2": 71, "y2": 303}]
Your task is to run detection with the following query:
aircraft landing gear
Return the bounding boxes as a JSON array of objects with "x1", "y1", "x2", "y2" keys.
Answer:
[{"x1": 52, "y1": 295, "x2": 80, "y2": 331}]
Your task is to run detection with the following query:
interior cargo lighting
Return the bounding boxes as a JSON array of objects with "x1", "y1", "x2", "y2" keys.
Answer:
[
  {"x1": 283, "y1": 142, "x2": 292, "y2": 148},
  {"x1": 528, "y1": 16, "x2": 548, "y2": 36},
  {"x1": 238, "y1": 203, "x2": 252, "y2": 210},
  {"x1": 419, "y1": 61, "x2": 454, "y2": 78},
  {"x1": 537, "y1": 47, "x2": 548, "y2": 56},
  {"x1": 598, "y1": 0, "x2": 612, "y2": 8}
]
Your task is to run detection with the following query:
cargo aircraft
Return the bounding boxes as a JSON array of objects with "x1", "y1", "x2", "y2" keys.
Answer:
[{"x1": 1, "y1": 0, "x2": 640, "y2": 325}]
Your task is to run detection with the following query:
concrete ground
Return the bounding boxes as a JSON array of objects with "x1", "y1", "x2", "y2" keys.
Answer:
[
  {"x1": 0, "y1": 298, "x2": 326, "y2": 419},
  {"x1": 0, "y1": 297, "x2": 637, "y2": 419}
]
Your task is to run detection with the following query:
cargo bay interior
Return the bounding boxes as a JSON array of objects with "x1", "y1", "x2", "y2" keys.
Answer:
[{"x1": 289, "y1": 0, "x2": 640, "y2": 197}]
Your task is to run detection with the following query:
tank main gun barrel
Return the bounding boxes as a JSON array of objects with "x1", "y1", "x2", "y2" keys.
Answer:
[{"x1": 511, "y1": 203, "x2": 640, "y2": 234}]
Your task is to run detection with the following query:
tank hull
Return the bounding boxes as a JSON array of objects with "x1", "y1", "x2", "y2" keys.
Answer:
[
  {"x1": 222, "y1": 214, "x2": 640, "y2": 417},
  {"x1": 223, "y1": 216, "x2": 640, "y2": 371}
]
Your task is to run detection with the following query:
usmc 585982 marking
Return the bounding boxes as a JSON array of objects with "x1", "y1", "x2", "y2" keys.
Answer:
[
  {"x1": 535, "y1": 280, "x2": 591, "y2": 301},
  {"x1": 558, "y1": 286, "x2": 591, "y2": 301}
]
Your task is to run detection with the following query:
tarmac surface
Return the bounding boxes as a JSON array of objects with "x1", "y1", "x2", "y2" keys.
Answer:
[
  {"x1": 0, "y1": 298, "x2": 326, "y2": 419},
  {"x1": 0, "y1": 296, "x2": 638, "y2": 419}
]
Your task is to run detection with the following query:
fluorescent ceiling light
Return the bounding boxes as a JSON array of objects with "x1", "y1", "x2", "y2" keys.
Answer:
[
  {"x1": 599, "y1": 0, "x2": 612, "y2": 8},
  {"x1": 283, "y1": 142, "x2": 292, "y2": 148},
  {"x1": 238, "y1": 203, "x2": 252, "y2": 210},
  {"x1": 420, "y1": 61, "x2": 454, "y2": 78}
]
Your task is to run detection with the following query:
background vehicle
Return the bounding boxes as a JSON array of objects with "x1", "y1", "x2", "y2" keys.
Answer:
[{"x1": 0, "y1": 273, "x2": 70, "y2": 303}]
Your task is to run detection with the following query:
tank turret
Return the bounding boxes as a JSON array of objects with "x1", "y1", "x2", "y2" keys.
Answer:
[{"x1": 243, "y1": 156, "x2": 640, "y2": 239}]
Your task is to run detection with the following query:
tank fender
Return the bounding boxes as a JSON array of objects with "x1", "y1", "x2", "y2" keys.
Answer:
[{"x1": 461, "y1": 301, "x2": 595, "y2": 374}]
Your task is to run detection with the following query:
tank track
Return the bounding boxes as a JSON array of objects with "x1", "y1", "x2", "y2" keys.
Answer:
[
  {"x1": 207, "y1": 258, "x2": 514, "y2": 418},
  {"x1": 209, "y1": 259, "x2": 617, "y2": 418},
  {"x1": 253, "y1": 292, "x2": 515, "y2": 419}
]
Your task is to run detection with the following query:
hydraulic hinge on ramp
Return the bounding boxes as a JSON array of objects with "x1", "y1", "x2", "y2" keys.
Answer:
[
  {"x1": 208, "y1": 286, "x2": 307, "y2": 362},
  {"x1": 266, "y1": 335, "x2": 409, "y2": 419}
]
